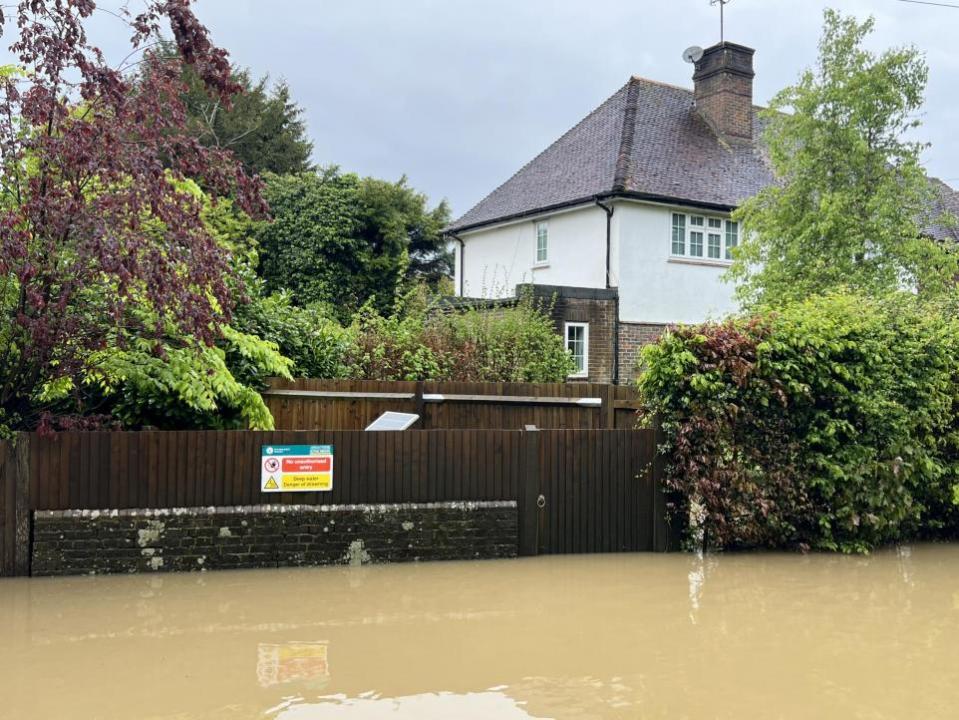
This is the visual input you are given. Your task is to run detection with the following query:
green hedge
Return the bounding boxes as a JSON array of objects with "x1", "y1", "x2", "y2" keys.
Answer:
[{"x1": 637, "y1": 292, "x2": 959, "y2": 552}]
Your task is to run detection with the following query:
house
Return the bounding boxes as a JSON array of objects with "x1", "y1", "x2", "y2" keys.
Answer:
[{"x1": 444, "y1": 40, "x2": 959, "y2": 384}]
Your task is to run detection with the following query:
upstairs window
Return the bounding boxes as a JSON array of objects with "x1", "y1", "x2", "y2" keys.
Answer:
[
  {"x1": 536, "y1": 222, "x2": 549, "y2": 264},
  {"x1": 564, "y1": 322, "x2": 589, "y2": 378},
  {"x1": 708, "y1": 218, "x2": 722, "y2": 259},
  {"x1": 671, "y1": 213, "x2": 686, "y2": 255},
  {"x1": 670, "y1": 212, "x2": 738, "y2": 263},
  {"x1": 689, "y1": 216, "x2": 704, "y2": 257},
  {"x1": 725, "y1": 221, "x2": 739, "y2": 259}
]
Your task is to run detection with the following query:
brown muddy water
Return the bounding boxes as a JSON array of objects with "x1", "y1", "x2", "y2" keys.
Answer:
[{"x1": 1, "y1": 546, "x2": 958, "y2": 719}]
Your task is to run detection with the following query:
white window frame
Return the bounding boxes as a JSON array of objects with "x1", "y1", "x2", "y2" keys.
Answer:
[
  {"x1": 564, "y1": 322, "x2": 589, "y2": 379},
  {"x1": 535, "y1": 221, "x2": 549, "y2": 265},
  {"x1": 669, "y1": 211, "x2": 738, "y2": 265}
]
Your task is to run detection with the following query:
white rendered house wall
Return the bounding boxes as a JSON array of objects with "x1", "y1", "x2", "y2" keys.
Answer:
[
  {"x1": 616, "y1": 202, "x2": 740, "y2": 324},
  {"x1": 456, "y1": 206, "x2": 607, "y2": 298}
]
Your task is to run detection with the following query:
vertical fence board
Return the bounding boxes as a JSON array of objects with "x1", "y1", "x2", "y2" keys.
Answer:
[
  {"x1": 0, "y1": 440, "x2": 11, "y2": 576},
  {"x1": 12, "y1": 437, "x2": 31, "y2": 576}
]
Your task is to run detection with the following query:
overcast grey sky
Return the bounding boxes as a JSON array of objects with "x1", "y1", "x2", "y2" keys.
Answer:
[{"x1": 5, "y1": 1, "x2": 959, "y2": 219}]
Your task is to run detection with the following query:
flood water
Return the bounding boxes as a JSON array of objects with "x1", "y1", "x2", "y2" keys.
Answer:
[{"x1": 1, "y1": 546, "x2": 958, "y2": 719}]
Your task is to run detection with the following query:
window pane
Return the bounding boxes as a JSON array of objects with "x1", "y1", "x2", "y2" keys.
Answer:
[
  {"x1": 671, "y1": 213, "x2": 685, "y2": 255},
  {"x1": 725, "y1": 221, "x2": 739, "y2": 260},
  {"x1": 690, "y1": 216, "x2": 705, "y2": 227},
  {"x1": 708, "y1": 217, "x2": 722, "y2": 229},
  {"x1": 690, "y1": 231, "x2": 703, "y2": 257},
  {"x1": 566, "y1": 325, "x2": 587, "y2": 375},
  {"x1": 536, "y1": 223, "x2": 548, "y2": 263},
  {"x1": 708, "y1": 233, "x2": 721, "y2": 259}
]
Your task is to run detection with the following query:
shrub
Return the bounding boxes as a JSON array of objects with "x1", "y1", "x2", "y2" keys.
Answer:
[
  {"x1": 231, "y1": 291, "x2": 349, "y2": 379},
  {"x1": 343, "y1": 289, "x2": 575, "y2": 382},
  {"x1": 638, "y1": 291, "x2": 959, "y2": 552}
]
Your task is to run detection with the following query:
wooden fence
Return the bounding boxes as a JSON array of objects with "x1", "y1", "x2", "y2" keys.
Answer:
[
  {"x1": 264, "y1": 379, "x2": 643, "y2": 430},
  {"x1": 0, "y1": 428, "x2": 677, "y2": 577}
]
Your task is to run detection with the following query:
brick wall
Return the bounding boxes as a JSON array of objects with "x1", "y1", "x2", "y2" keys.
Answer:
[
  {"x1": 522, "y1": 284, "x2": 619, "y2": 384},
  {"x1": 31, "y1": 501, "x2": 518, "y2": 576},
  {"x1": 693, "y1": 42, "x2": 755, "y2": 142},
  {"x1": 617, "y1": 322, "x2": 668, "y2": 385},
  {"x1": 453, "y1": 283, "x2": 672, "y2": 386}
]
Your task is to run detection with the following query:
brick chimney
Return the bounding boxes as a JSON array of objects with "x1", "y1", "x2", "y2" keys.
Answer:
[{"x1": 692, "y1": 42, "x2": 755, "y2": 142}]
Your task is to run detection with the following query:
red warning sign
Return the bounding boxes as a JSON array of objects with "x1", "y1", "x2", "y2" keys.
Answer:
[{"x1": 282, "y1": 457, "x2": 332, "y2": 473}]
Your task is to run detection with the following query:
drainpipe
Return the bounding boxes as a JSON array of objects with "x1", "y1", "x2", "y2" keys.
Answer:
[
  {"x1": 448, "y1": 233, "x2": 465, "y2": 296},
  {"x1": 594, "y1": 198, "x2": 620, "y2": 384},
  {"x1": 595, "y1": 198, "x2": 614, "y2": 289}
]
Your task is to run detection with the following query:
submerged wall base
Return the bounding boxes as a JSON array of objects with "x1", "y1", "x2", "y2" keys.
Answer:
[{"x1": 31, "y1": 501, "x2": 517, "y2": 576}]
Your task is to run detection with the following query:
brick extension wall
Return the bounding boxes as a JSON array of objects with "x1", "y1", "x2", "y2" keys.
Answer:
[
  {"x1": 617, "y1": 322, "x2": 668, "y2": 385},
  {"x1": 31, "y1": 501, "x2": 518, "y2": 576},
  {"x1": 454, "y1": 284, "x2": 670, "y2": 386},
  {"x1": 522, "y1": 284, "x2": 619, "y2": 384}
]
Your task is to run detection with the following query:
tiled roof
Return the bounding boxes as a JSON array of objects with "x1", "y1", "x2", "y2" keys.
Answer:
[
  {"x1": 448, "y1": 76, "x2": 958, "y2": 236},
  {"x1": 448, "y1": 78, "x2": 630, "y2": 231},
  {"x1": 925, "y1": 178, "x2": 959, "y2": 243}
]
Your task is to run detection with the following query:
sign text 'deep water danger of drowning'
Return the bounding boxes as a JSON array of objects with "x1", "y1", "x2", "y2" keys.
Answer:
[{"x1": 261, "y1": 445, "x2": 334, "y2": 492}]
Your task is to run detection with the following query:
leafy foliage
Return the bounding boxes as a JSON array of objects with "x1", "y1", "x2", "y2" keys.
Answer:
[
  {"x1": 231, "y1": 291, "x2": 349, "y2": 379},
  {"x1": 343, "y1": 289, "x2": 575, "y2": 382},
  {"x1": 159, "y1": 41, "x2": 314, "y2": 176},
  {"x1": 256, "y1": 169, "x2": 368, "y2": 319},
  {"x1": 357, "y1": 176, "x2": 453, "y2": 287},
  {"x1": 638, "y1": 292, "x2": 959, "y2": 553},
  {"x1": 0, "y1": 1, "x2": 265, "y2": 432},
  {"x1": 256, "y1": 169, "x2": 451, "y2": 320},
  {"x1": 729, "y1": 10, "x2": 957, "y2": 307},
  {"x1": 79, "y1": 325, "x2": 291, "y2": 431}
]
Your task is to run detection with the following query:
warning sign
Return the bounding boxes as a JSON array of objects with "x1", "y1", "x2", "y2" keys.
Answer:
[{"x1": 261, "y1": 445, "x2": 334, "y2": 493}]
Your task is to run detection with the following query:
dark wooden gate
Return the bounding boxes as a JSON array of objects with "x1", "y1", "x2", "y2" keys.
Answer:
[{"x1": 518, "y1": 428, "x2": 672, "y2": 555}]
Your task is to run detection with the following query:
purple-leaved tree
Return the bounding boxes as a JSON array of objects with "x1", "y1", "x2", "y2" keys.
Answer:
[{"x1": 0, "y1": 1, "x2": 265, "y2": 430}]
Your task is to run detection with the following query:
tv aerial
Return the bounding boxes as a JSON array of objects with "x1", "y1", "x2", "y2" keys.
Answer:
[
  {"x1": 682, "y1": 46, "x2": 704, "y2": 64},
  {"x1": 710, "y1": 0, "x2": 732, "y2": 43}
]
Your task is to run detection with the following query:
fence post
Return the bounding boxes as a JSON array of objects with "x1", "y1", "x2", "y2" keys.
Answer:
[
  {"x1": 12, "y1": 433, "x2": 31, "y2": 576},
  {"x1": 518, "y1": 426, "x2": 540, "y2": 556},
  {"x1": 414, "y1": 381, "x2": 427, "y2": 429},
  {"x1": 601, "y1": 385, "x2": 614, "y2": 429}
]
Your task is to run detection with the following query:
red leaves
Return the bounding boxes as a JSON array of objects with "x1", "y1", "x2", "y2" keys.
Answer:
[{"x1": 0, "y1": 1, "x2": 262, "y2": 427}]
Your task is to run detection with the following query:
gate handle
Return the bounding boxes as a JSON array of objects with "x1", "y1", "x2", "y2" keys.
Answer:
[{"x1": 536, "y1": 494, "x2": 546, "y2": 509}]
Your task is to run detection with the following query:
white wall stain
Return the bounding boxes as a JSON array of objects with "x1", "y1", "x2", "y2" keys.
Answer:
[
  {"x1": 344, "y1": 540, "x2": 372, "y2": 566},
  {"x1": 137, "y1": 519, "x2": 165, "y2": 548}
]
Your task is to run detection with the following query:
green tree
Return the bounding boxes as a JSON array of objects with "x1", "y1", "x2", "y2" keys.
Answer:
[
  {"x1": 165, "y1": 41, "x2": 313, "y2": 176},
  {"x1": 729, "y1": 10, "x2": 957, "y2": 307},
  {"x1": 256, "y1": 169, "x2": 451, "y2": 319},
  {"x1": 256, "y1": 169, "x2": 367, "y2": 319},
  {"x1": 357, "y1": 176, "x2": 453, "y2": 286}
]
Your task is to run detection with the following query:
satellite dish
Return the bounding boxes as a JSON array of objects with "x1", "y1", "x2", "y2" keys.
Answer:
[{"x1": 682, "y1": 46, "x2": 704, "y2": 64}]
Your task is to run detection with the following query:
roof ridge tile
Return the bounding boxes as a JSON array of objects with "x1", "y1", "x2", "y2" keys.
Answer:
[{"x1": 613, "y1": 78, "x2": 641, "y2": 192}]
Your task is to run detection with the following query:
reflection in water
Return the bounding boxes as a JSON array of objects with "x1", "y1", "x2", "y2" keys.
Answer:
[
  {"x1": 1, "y1": 546, "x2": 959, "y2": 719},
  {"x1": 258, "y1": 642, "x2": 329, "y2": 688},
  {"x1": 273, "y1": 691, "x2": 545, "y2": 719}
]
